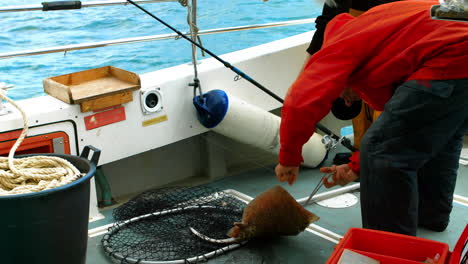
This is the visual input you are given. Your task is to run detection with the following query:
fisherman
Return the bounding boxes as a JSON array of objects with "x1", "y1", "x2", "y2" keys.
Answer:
[
  {"x1": 305, "y1": 0, "x2": 399, "y2": 150},
  {"x1": 275, "y1": 0, "x2": 468, "y2": 236}
]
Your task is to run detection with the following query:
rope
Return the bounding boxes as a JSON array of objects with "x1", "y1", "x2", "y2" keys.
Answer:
[
  {"x1": 187, "y1": 0, "x2": 205, "y2": 98},
  {"x1": 0, "y1": 89, "x2": 83, "y2": 196}
]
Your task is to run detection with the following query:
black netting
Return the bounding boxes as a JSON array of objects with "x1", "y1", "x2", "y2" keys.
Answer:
[{"x1": 102, "y1": 185, "x2": 246, "y2": 264}]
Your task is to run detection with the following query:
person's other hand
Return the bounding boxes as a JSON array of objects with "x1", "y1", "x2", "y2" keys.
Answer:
[
  {"x1": 320, "y1": 164, "x2": 358, "y2": 188},
  {"x1": 275, "y1": 164, "x2": 299, "y2": 185}
]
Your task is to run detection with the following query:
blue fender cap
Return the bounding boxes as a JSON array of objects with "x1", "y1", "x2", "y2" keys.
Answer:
[{"x1": 193, "y1": 90, "x2": 229, "y2": 128}]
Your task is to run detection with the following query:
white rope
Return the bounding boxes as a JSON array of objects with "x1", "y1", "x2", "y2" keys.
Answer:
[{"x1": 0, "y1": 89, "x2": 83, "y2": 196}]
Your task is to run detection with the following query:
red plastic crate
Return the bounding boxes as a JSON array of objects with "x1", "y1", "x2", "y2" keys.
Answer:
[
  {"x1": 327, "y1": 224, "x2": 468, "y2": 264},
  {"x1": 448, "y1": 224, "x2": 468, "y2": 264}
]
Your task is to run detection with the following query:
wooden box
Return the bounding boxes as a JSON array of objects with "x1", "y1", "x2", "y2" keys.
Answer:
[{"x1": 43, "y1": 66, "x2": 141, "y2": 112}]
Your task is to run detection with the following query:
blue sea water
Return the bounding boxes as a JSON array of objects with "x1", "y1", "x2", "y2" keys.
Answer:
[{"x1": 0, "y1": 0, "x2": 322, "y2": 100}]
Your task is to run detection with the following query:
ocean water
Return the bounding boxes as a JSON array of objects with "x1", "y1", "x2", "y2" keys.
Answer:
[{"x1": 0, "y1": 0, "x2": 322, "y2": 100}]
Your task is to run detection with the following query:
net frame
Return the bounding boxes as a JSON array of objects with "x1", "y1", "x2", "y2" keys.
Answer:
[{"x1": 101, "y1": 189, "x2": 247, "y2": 264}]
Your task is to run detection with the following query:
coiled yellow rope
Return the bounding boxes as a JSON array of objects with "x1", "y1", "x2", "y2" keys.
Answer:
[{"x1": 0, "y1": 90, "x2": 82, "y2": 196}]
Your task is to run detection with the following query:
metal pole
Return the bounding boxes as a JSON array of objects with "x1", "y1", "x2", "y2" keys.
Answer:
[{"x1": 0, "y1": 19, "x2": 315, "y2": 59}]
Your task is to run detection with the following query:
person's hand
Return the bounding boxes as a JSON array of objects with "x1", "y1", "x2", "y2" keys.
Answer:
[
  {"x1": 275, "y1": 164, "x2": 299, "y2": 185},
  {"x1": 320, "y1": 164, "x2": 358, "y2": 188}
]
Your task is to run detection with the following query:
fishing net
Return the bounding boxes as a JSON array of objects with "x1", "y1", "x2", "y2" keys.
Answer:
[{"x1": 101, "y1": 185, "x2": 246, "y2": 264}]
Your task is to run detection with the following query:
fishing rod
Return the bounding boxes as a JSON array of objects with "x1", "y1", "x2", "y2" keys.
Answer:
[{"x1": 126, "y1": 0, "x2": 357, "y2": 152}]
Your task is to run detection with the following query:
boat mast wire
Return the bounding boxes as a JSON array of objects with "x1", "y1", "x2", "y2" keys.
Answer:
[{"x1": 125, "y1": 0, "x2": 357, "y2": 152}]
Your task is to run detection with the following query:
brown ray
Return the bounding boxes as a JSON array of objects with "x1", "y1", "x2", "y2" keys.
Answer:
[{"x1": 228, "y1": 185, "x2": 319, "y2": 241}]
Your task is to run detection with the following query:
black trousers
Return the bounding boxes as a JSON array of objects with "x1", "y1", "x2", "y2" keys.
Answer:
[{"x1": 360, "y1": 79, "x2": 468, "y2": 236}]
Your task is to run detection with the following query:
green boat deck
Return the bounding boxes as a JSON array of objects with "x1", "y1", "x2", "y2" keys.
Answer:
[{"x1": 86, "y1": 147, "x2": 468, "y2": 264}]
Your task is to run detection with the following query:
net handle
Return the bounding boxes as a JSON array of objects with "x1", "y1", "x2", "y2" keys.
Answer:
[{"x1": 103, "y1": 242, "x2": 245, "y2": 264}]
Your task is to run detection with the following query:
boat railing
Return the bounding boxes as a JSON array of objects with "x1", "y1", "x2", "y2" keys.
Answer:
[
  {"x1": 0, "y1": 19, "x2": 315, "y2": 59},
  {"x1": 0, "y1": 0, "x2": 315, "y2": 59},
  {"x1": 0, "y1": 0, "x2": 177, "y2": 13}
]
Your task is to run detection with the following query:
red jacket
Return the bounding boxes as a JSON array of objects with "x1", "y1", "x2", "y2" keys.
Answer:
[{"x1": 279, "y1": 0, "x2": 468, "y2": 170}]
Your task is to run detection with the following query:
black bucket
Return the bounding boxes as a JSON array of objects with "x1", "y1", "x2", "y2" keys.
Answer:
[{"x1": 0, "y1": 145, "x2": 100, "y2": 264}]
